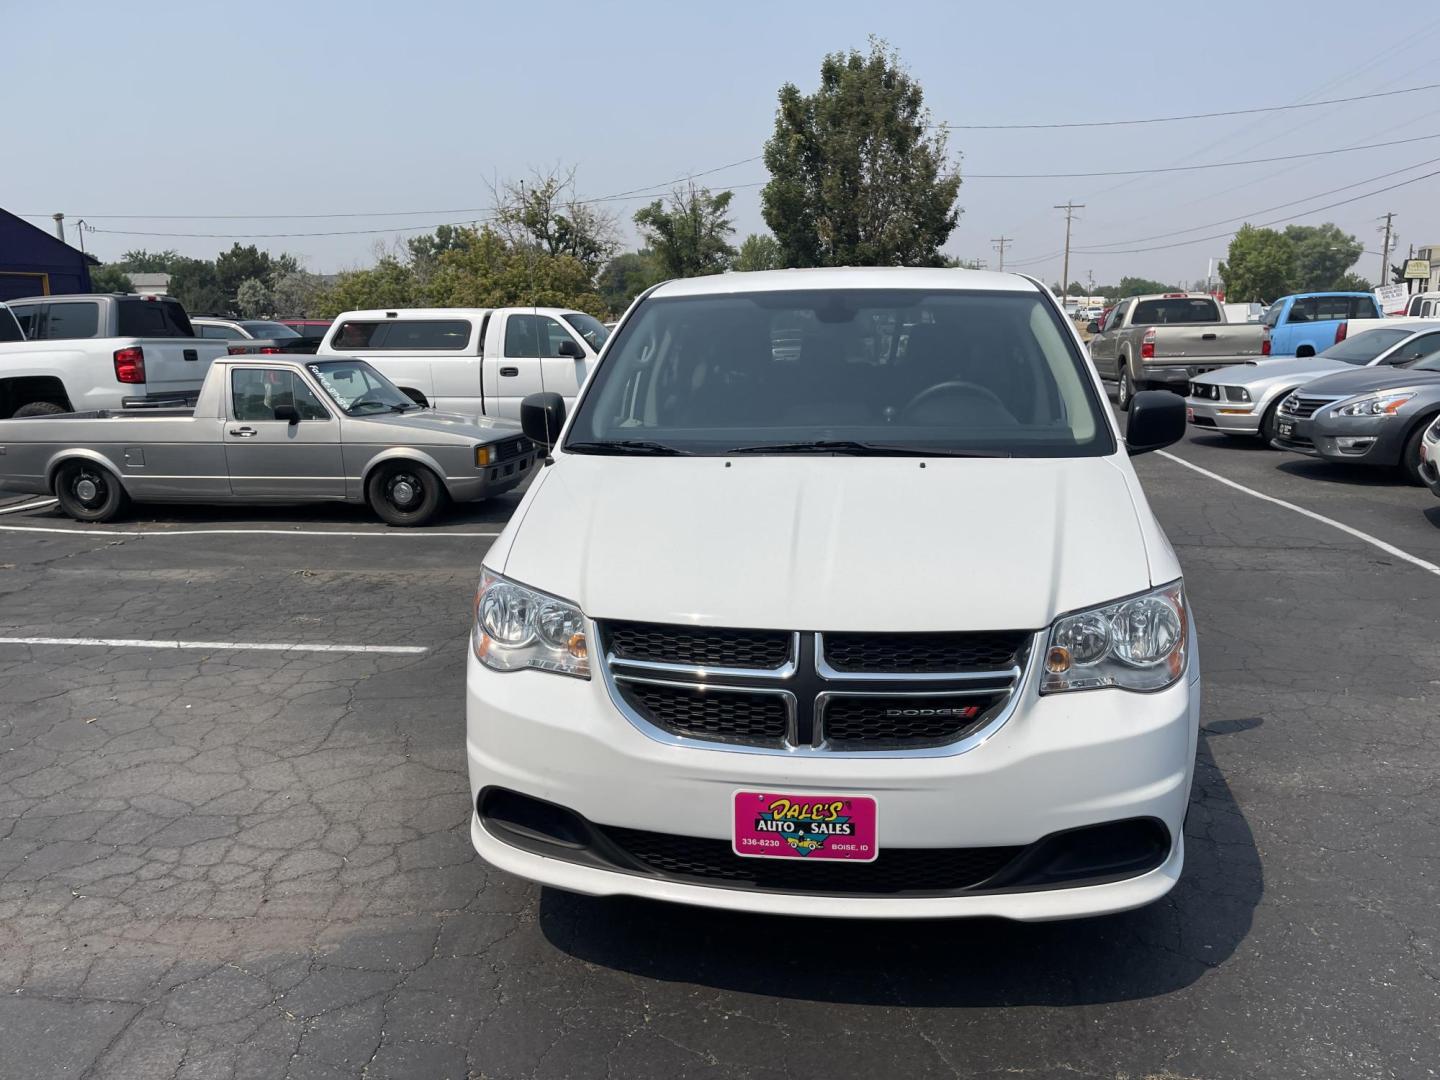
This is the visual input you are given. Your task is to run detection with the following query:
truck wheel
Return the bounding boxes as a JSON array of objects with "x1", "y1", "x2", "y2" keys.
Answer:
[
  {"x1": 367, "y1": 462, "x2": 446, "y2": 526},
  {"x1": 53, "y1": 462, "x2": 128, "y2": 523},
  {"x1": 13, "y1": 401, "x2": 66, "y2": 418},
  {"x1": 1117, "y1": 364, "x2": 1134, "y2": 412}
]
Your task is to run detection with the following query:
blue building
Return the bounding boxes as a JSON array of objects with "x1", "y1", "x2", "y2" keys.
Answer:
[{"x1": 0, "y1": 208, "x2": 97, "y2": 301}]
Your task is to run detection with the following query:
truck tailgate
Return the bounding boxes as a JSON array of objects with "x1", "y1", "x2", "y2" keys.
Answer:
[
  {"x1": 134, "y1": 339, "x2": 229, "y2": 399},
  {"x1": 1155, "y1": 324, "x2": 1264, "y2": 360}
]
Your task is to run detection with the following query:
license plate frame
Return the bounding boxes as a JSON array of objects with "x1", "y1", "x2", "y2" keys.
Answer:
[{"x1": 731, "y1": 790, "x2": 879, "y2": 862}]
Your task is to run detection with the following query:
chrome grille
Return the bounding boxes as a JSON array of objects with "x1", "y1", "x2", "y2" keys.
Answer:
[
  {"x1": 597, "y1": 622, "x2": 1032, "y2": 754},
  {"x1": 1280, "y1": 393, "x2": 1337, "y2": 419}
]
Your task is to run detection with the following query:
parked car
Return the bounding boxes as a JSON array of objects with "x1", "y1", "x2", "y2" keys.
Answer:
[
  {"x1": 191, "y1": 317, "x2": 315, "y2": 354},
  {"x1": 279, "y1": 318, "x2": 333, "y2": 346},
  {"x1": 1087, "y1": 292, "x2": 1265, "y2": 410},
  {"x1": 467, "y1": 266, "x2": 1198, "y2": 921},
  {"x1": 0, "y1": 356, "x2": 534, "y2": 525},
  {"x1": 317, "y1": 307, "x2": 610, "y2": 420},
  {"x1": 0, "y1": 294, "x2": 229, "y2": 418},
  {"x1": 1403, "y1": 291, "x2": 1440, "y2": 317},
  {"x1": 1261, "y1": 292, "x2": 1382, "y2": 358},
  {"x1": 1186, "y1": 323, "x2": 1440, "y2": 441},
  {"x1": 1271, "y1": 335, "x2": 1440, "y2": 481},
  {"x1": 1223, "y1": 302, "x2": 1265, "y2": 324}
]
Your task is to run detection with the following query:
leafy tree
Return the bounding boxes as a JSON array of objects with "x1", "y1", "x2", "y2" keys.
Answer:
[
  {"x1": 407, "y1": 224, "x2": 470, "y2": 284},
  {"x1": 235, "y1": 278, "x2": 273, "y2": 318},
  {"x1": 117, "y1": 249, "x2": 181, "y2": 273},
  {"x1": 1219, "y1": 225, "x2": 1295, "y2": 303},
  {"x1": 90, "y1": 265, "x2": 134, "y2": 293},
  {"x1": 1114, "y1": 277, "x2": 1178, "y2": 296},
  {"x1": 597, "y1": 250, "x2": 661, "y2": 315},
  {"x1": 733, "y1": 233, "x2": 784, "y2": 272},
  {"x1": 1331, "y1": 272, "x2": 1373, "y2": 292},
  {"x1": 761, "y1": 39, "x2": 962, "y2": 267},
  {"x1": 1283, "y1": 223, "x2": 1364, "y2": 291},
  {"x1": 634, "y1": 185, "x2": 736, "y2": 279},
  {"x1": 493, "y1": 168, "x2": 619, "y2": 277},
  {"x1": 269, "y1": 270, "x2": 325, "y2": 317},
  {"x1": 167, "y1": 257, "x2": 228, "y2": 314},
  {"x1": 311, "y1": 257, "x2": 419, "y2": 316},
  {"x1": 1066, "y1": 282, "x2": 1087, "y2": 296},
  {"x1": 215, "y1": 244, "x2": 275, "y2": 306}
]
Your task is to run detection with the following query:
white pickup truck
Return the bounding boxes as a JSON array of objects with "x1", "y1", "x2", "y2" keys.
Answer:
[
  {"x1": 0, "y1": 293, "x2": 230, "y2": 418},
  {"x1": 316, "y1": 306, "x2": 609, "y2": 420}
]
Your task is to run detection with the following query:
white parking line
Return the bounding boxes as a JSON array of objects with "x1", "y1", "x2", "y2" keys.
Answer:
[
  {"x1": 1157, "y1": 450, "x2": 1440, "y2": 577},
  {"x1": 0, "y1": 523, "x2": 501, "y2": 538},
  {"x1": 0, "y1": 636, "x2": 428, "y2": 655},
  {"x1": 0, "y1": 497, "x2": 58, "y2": 516}
]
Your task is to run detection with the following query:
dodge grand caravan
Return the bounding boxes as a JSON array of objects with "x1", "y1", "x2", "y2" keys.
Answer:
[{"x1": 467, "y1": 267, "x2": 1198, "y2": 920}]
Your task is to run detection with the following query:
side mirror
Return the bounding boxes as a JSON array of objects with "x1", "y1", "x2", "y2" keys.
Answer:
[
  {"x1": 1086, "y1": 321, "x2": 1100, "y2": 334},
  {"x1": 521, "y1": 392, "x2": 566, "y2": 451},
  {"x1": 556, "y1": 338, "x2": 585, "y2": 359},
  {"x1": 273, "y1": 404, "x2": 301, "y2": 425},
  {"x1": 1125, "y1": 390, "x2": 1187, "y2": 455}
]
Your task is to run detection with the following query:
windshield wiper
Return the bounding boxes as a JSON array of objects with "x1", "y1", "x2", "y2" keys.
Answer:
[
  {"x1": 565, "y1": 440, "x2": 694, "y2": 456},
  {"x1": 723, "y1": 440, "x2": 1010, "y2": 458}
]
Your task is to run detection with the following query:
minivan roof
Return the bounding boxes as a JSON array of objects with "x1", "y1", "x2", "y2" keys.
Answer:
[{"x1": 648, "y1": 267, "x2": 1040, "y2": 299}]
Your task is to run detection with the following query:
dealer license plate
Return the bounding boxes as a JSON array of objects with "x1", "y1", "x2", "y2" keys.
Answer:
[
  {"x1": 1186, "y1": 407, "x2": 1195, "y2": 422},
  {"x1": 1278, "y1": 420, "x2": 1294, "y2": 438},
  {"x1": 731, "y1": 791, "x2": 878, "y2": 861}
]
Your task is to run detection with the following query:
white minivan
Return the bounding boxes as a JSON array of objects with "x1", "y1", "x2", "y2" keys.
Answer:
[
  {"x1": 466, "y1": 267, "x2": 1199, "y2": 920},
  {"x1": 316, "y1": 306, "x2": 608, "y2": 420}
]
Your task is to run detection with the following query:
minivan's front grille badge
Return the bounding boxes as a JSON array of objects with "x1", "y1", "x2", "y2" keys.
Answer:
[{"x1": 596, "y1": 622, "x2": 1033, "y2": 754}]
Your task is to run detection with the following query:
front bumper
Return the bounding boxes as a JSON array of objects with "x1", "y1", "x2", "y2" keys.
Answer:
[
  {"x1": 443, "y1": 452, "x2": 537, "y2": 501},
  {"x1": 1186, "y1": 396, "x2": 1258, "y2": 435},
  {"x1": 1305, "y1": 415, "x2": 1406, "y2": 467},
  {"x1": 465, "y1": 631, "x2": 1201, "y2": 921}
]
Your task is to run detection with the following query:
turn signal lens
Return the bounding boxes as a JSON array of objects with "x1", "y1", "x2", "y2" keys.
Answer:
[{"x1": 475, "y1": 445, "x2": 493, "y2": 467}]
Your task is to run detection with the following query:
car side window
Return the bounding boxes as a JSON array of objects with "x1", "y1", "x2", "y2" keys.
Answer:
[
  {"x1": 1401, "y1": 332, "x2": 1440, "y2": 364},
  {"x1": 42, "y1": 302, "x2": 100, "y2": 339},
  {"x1": 1423, "y1": 301, "x2": 1436, "y2": 317},
  {"x1": 1262, "y1": 304, "x2": 1282, "y2": 328},
  {"x1": 9, "y1": 303, "x2": 40, "y2": 338},
  {"x1": 1285, "y1": 298, "x2": 1316, "y2": 323},
  {"x1": 504, "y1": 315, "x2": 539, "y2": 356},
  {"x1": 231, "y1": 369, "x2": 331, "y2": 421},
  {"x1": 1102, "y1": 304, "x2": 1125, "y2": 332},
  {"x1": 1349, "y1": 295, "x2": 1379, "y2": 319}
]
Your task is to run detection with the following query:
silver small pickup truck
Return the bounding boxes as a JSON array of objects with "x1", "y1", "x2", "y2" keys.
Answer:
[{"x1": 0, "y1": 356, "x2": 536, "y2": 526}]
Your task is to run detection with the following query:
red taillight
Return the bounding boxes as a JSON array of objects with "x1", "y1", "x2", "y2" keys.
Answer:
[
  {"x1": 227, "y1": 345, "x2": 247, "y2": 355},
  {"x1": 1261, "y1": 327, "x2": 1271, "y2": 356},
  {"x1": 1334, "y1": 321, "x2": 1348, "y2": 344},
  {"x1": 113, "y1": 346, "x2": 145, "y2": 384},
  {"x1": 1141, "y1": 327, "x2": 1155, "y2": 359},
  {"x1": 259, "y1": 346, "x2": 282, "y2": 354}
]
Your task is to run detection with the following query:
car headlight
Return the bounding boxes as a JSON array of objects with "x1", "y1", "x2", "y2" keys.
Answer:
[
  {"x1": 1223, "y1": 386, "x2": 1251, "y2": 402},
  {"x1": 1042, "y1": 581, "x2": 1187, "y2": 694},
  {"x1": 1331, "y1": 391, "x2": 1415, "y2": 418},
  {"x1": 472, "y1": 568, "x2": 589, "y2": 678}
]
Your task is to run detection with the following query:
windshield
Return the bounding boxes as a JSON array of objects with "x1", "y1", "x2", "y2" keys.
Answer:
[
  {"x1": 306, "y1": 360, "x2": 419, "y2": 414},
  {"x1": 565, "y1": 288, "x2": 1113, "y2": 457},
  {"x1": 562, "y1": 312, "x2": 609, "y2": 351},
  {"x1": 241, "y1": 321, "x2": 302, "y2": 339},
  {"x1": 1320, "y1": 327, "x2": 1416, "y2": 364}
]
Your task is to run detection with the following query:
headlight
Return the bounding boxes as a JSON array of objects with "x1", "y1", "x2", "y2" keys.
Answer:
[
  {"x1": 472, "y1": 568, "x2": 589, "y2": 678},
  {"x1": 1331, "y1": 391, "x2": 1415, "y2": 418},
  {"x1": 1223, "y1": 386, "x2": 1251, "y2": 403},
  {"x1": 1042, "y1": 581, "x2": 1187, "y2": 694}
]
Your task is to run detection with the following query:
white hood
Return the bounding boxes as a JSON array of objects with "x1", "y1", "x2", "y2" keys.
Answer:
[{"x1": 495, "y1": 454, "x2": 1157, "y2": 633}]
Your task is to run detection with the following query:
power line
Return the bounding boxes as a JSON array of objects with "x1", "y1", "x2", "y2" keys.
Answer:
[{"x1": 940, "y1": 81, "x2": 1440, "y2": 130}]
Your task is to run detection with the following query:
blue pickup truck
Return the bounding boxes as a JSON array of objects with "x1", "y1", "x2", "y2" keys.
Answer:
[{"x1": 1262, "y1": 292, "x2": 1382, "y2": 357}]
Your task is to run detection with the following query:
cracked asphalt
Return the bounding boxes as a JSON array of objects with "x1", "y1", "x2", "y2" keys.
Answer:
[{"x1": 1, "y1": 424, "x2": 1438, "y2": 1080}]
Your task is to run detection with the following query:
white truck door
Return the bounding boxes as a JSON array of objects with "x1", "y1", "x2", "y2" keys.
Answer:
[
  {"x1": 535, "y1": 315, "x2": 590, "y2": 407},
  {"x1": 492, "y1": 313, "x2": 551, "y2": 420}
]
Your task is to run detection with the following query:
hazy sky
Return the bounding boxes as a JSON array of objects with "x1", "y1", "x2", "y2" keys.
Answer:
[{"x1": 10, "y1": 0, "x2": 1440, "y2": 287}]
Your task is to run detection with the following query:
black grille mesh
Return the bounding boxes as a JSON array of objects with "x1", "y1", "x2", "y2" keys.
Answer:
[
  {"x1": 604, "y1": 621, "x2": 791, "y2": 669},
  {"x1": 602, "y1": 826, "x2": 1022, "y2": 895},
  {"x1": 619, "y1": 682, "x2": 788, "y2": 743},
  {"x1": 823, "y1": 632, "x2": 1027, "y2": 673},
  {"x1": 822, "y1": 694, "x2": 1003, "y2": 748}
]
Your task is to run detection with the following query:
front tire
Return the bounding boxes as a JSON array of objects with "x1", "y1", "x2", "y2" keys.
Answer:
[
  {"x1": 1257, "y1": 399, "x2": 1283, "y2": 447},
  {"x1": 13, "y1": 400, "x2": 66, "y2": 418},
  {"x1": 1401, "y1": 422, "x2": 1432, "y2": 485},
  {"x1": 366, "y1": 462, "x2": 446, "y2": 527},
  {"x1": 1117, "y1": 364, "x2": 1134, "y2": 412},
  {"x1": 53, "y1": 461, "x2": 128, "y2": 523}
]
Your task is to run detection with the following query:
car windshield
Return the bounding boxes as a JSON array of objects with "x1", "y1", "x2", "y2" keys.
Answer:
[
  {"x1": 565, "y1": 288, "x2": 1114, "y2": 457},
  {"x1": 562, "y1": 312, "x2": 610, "y2": 351},
  {"x1": 306, "y1": 360, "x2": 418, "y2": 414},
  {"x1": 1320, "y1": 327, "x2": 1417, "y2": 364},
  {"x1": 241, "y1": 321, "x2": 301, "y2": 339}
]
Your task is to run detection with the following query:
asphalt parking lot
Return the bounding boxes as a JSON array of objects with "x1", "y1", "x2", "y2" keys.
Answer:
[{"x1": 2, "y1": 421, "x2": 1438, "y2": 1080}]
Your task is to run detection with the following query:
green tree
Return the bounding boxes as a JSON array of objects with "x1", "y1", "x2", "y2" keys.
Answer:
[
  {"x1": 269, "y1": 270, "x2": 325, "y2": 317},
  {"x1": 733, "y1": 233, "x2": 784, "y2": 272},
  {"x1": 311, "y1": 257, "x2": 419, "y2": 317},
  {"x1": 1219, "y1": 225, "x2": 1295, "y2": 303},
  {"x1": 235, "y1": 277, "x2": 273, "y2": 318},
  {"x1": 1331, "y1": 272, "x2": 1373, "y2": 292},
  {"x1": 761, "y1": 39, "x2": 962, "y2": 267},
  {"x1": 1066, "y1": 282, "x2": 1087, "y2": 296},
  {"x1": 167, "y1": 257, "x2": 228, "y2": 314},
  {"x1": 215, "y1": 244, "x2": 275, "y2": 306},
  {"x1": 634, "y1": 185, "x2": 736, "y2": 279},
  {"x1": 1283, "y1": 223, "x2": 1364, "y2": 291},
  {"x1": 427, "y1": 227, "x2": 604, "y2": 314},
  {"x1": 597, "y1": 250, "x2": 661, "y2": 315},
  {"x1": 407, "y1": 224, "x2": 470, "y2": 285},
  {"x1": 117, "y1": 249, "x2": 181, "y2": 273},
  {"x1": 493, "y1": 168, "x2": 619, "y2": 277},
  {"x1": 90, "y1": 265, "x2": 134, "y2": 293},
  {"x1": 1113, "y1": 276, "x2": 1179, "y2": 297}
]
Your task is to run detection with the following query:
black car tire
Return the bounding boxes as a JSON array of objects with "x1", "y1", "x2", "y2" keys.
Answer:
[
  {"x1": 53, "y1": 461, "x2": 128, "y2": 523},
  {"x1": 1257, "y1": 399, "x2": 1283, "y2": 447},
  {"x1": 1117, "y1": 364, "x2": 1133, "y2": 412},
  {"x1": 13, "y1": 400, "x2": 66, "y2": 418},
  {"x1": 367, "y1": 462, "x2": 446, "y2": 527},
  {"x1": 1401, "y1": 419, "x2": 1434, "y2": 486}
]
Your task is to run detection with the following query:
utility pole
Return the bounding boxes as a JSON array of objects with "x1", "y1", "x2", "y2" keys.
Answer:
[
  {"x1": 1054, "y1": 201, "x2": 1084, "y2": 299},
  {"x1": 74, "y1": 219, "x2": 87, "y2": 255},
  {"x1": 1379, "y1": 211, "x2": 1396, "y2": 285},
  {"x1": 1086, "y1": 269, "x2": 1095, "y2": 295},
  {"x1": 991, "y1": 236, "x2": 1013, "y2": 271},
  {"x1": 52, "y1": 213, "x2": 65, "y2": 243}
]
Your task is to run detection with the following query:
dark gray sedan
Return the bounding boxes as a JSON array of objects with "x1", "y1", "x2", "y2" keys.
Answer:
[{"x1": 1271, "y1": 338, "x2": 1440, "y2": 481}]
